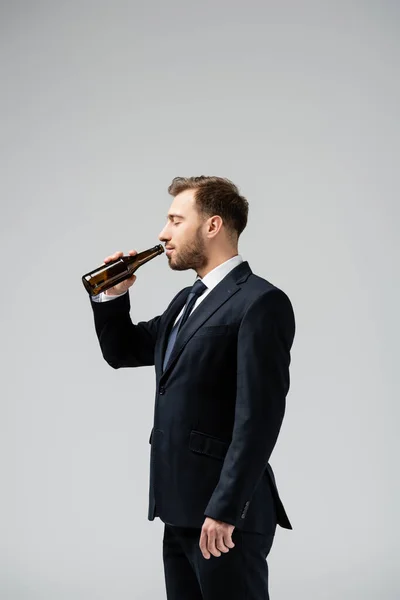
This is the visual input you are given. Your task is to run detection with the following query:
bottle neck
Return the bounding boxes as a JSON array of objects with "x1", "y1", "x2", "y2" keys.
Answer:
[{"x1": 124, "y1": 245, "x2": 164, "y2": 267}]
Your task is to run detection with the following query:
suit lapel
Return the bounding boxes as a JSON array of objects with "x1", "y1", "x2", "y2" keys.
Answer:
[
  {"x1": 155, "y1": 288, "x2": 190, "y2": 378},
  {"x1": 160, "y1": 261, "x2": 252, "y2": 382}
]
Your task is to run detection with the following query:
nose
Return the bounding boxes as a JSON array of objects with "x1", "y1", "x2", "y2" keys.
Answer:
[{"x1": 158, "y1": 225, "x2": 170, "y2": 243}]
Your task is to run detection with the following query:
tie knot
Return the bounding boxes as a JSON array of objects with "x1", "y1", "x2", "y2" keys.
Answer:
[{"x1": 191, "y1": 279, "x2": 207, "y2": 298}]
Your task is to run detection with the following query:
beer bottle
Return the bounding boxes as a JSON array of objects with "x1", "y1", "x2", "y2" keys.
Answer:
[{"x1": 82, "y1": 244, "x2": 164, "y2": 296}]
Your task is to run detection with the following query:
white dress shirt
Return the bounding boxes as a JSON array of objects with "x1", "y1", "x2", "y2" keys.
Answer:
[{"x1": 92, "y1": 255, "x2": 244, "y2": 325}]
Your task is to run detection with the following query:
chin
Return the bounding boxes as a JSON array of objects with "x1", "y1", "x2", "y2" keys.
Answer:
[{"x1": 169, "y1": 258, "x2": 190, "y2": 272}]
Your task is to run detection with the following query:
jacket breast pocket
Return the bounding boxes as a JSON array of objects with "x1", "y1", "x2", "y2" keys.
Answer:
[
  {"x1": 189, "y1": 430, "x2": 230, "y2": 460},
  {"x1": 193, "y1": 325, "x2": 234, "y2": 338}
]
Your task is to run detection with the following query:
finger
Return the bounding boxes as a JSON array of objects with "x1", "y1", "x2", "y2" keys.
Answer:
[
  {"x1": 207, "y1": 530, "x2": 221, "y2": 558},
  {"x1": 216, "y1": 534, "x2": 230, "y2": 553},
  {"x1": 128, "y1": 249, "x2": 138, "y2": 255},
  {"x1": 104, "y1": 251, "x2": 123, "y2": 263},
  {"x1": 223, "y1": 532, "x2": 235, "y2": 549},
  {"x1": 199, "y1": 530, "x2": 210, "y2": 560}
]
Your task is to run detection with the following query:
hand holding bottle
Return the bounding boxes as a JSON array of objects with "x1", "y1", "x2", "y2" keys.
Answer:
[
  {"x1": 102, "y1": 250, "x2": 138, "y2": 295},
  {"x1": 82, "y1": 244, "x2": 164, "y2": 297}
]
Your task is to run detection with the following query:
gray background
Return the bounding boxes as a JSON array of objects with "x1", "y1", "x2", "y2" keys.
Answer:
[{"x1": 1, "y1": 1, "x2": 399, "y2": 598}]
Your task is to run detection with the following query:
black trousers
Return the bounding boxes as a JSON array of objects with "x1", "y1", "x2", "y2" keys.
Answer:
[{"x1": 162, "y1": 524, "x2": 276, "y2": 600}]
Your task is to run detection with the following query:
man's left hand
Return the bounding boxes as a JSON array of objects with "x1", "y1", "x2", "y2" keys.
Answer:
[{"x1": 199, "y1": 517, "x2": 235, "y2": 559}]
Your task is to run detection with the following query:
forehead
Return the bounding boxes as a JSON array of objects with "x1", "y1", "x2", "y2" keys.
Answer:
[{"x1": 168, "y1": 189, "x2": 197, "y2": 218}]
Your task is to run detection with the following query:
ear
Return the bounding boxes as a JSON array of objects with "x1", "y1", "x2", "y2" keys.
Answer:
[{"x1": 206, "y1": 215, "x2": 223, "y2": 238}]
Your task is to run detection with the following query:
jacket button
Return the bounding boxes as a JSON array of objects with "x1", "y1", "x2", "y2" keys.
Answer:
[{"x1": 159, "y1": 386, "x2": 165, "y2": 395}]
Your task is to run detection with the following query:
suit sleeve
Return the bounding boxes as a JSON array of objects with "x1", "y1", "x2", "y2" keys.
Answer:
[
  {"x1": 89, "y1": 290, "x2": 161, "y2": 368},
  {"x1": 204, "y1": 288, "x2": 295, "y2": 526}
]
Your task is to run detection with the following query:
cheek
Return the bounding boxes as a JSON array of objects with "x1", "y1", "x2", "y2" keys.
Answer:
[{"x1": 175, "y1": 226, "x2": 187, "y2": 243}]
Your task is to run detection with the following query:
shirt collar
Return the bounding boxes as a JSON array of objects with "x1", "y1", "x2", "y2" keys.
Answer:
[{"x1": 196, "y1": 254, "x2": 243, "y2": 292}]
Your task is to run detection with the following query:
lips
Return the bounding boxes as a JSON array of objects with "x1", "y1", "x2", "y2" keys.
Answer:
[{"x1": 166, "y1": 248, "x2": 174, "y2": 257}]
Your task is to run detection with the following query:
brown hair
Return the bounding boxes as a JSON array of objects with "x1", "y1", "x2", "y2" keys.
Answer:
[{"x1": 168, "y1": 176, "x2": 249, "y2": 239}]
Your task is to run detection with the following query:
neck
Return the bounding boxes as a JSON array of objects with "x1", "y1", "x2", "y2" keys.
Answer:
[{"x1": 196, "y1": 249, "x2": 239, "y2": 279}]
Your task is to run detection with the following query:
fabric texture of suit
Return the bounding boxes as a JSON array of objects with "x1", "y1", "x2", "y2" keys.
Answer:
[{"x1": 89, "y1": 260, "x2": 295, "y2": 536}]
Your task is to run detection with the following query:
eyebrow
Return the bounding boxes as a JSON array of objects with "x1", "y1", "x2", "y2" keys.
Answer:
[{"x1": 167, "y1": 213, "x2": 185, "y2": 221}]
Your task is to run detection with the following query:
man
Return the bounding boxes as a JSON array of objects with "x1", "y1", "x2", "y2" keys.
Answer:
[{"x1": 89, "y1": 176, "x2": 295, "y2": 599}]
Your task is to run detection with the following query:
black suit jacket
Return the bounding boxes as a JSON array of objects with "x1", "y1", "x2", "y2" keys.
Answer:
[{"x1": 90, "y1": 261, "x2": 295, "y2": 534}]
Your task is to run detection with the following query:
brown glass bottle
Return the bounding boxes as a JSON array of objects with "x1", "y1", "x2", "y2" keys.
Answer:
[{"x1": 82, "y1": 244, "x2": 165, "y2": 296}]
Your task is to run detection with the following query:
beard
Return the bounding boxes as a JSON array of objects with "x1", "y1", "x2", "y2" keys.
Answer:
[{"x1": 168, "y1": 226, "x2": 208, "y2": 272}]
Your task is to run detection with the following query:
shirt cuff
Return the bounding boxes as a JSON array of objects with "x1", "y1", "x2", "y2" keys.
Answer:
[{"x1": 91, "y1": 291, "x2": 128, "y2": 302}]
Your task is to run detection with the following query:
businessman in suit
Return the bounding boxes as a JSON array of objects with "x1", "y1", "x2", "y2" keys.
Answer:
[{"x1": 89, "y1": 176, "x2": 295, "y2": 599}]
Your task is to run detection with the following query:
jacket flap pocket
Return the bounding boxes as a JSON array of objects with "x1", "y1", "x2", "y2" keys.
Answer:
[{"x1": 189, "y1": 430, "x2": 229, "y2": 460}]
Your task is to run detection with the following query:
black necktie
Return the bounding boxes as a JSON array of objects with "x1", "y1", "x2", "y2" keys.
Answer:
[{"x1": 163, "y1": 279, "x2": 207, "y2": 371}]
